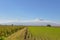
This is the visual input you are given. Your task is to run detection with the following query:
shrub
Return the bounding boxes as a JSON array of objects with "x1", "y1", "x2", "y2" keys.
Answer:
[{"x1": 47, "y1": 24, "x2": 51, "y2": 27}]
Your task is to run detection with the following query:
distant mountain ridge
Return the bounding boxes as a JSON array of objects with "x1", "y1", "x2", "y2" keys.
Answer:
[{"x1": 1, "y1": 19, "x2": 60, "y2": 26}]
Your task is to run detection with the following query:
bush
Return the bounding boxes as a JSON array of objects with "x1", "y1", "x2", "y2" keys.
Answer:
[
  {"x1": 0, "y1": 36, "x2": 5, "y2": 40},
  {"x1": 47, "y1": 24, "x2": 51, "y2": 27}
]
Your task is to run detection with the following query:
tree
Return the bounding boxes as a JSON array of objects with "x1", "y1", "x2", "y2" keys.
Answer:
[
  {"x1": 47, "y1": 24, "x2": 51, "y2": 27},
  {"x1": 12, "y1": 24, "x2": 13, "y2": 26}
]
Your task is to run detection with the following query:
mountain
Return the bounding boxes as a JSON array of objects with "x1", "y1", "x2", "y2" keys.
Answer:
[{"x1": 2, "y1": 19, "x2": 60, "y2": 26}]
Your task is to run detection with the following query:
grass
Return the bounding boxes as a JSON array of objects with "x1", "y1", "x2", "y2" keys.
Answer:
[
  {"x1": 0, "y1": 25, "x2": 60, "y2": 40},
  {"x1": 28, "y1": 26, "x2": 60, "y2": 40},
  {"x1": 0, "y1": 25, "x2": 24, "y2": 40}
]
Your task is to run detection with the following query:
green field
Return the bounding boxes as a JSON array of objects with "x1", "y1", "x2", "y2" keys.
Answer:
[
  {"x1": 28, "y1": 26, "x2": 60, "y2": 40},
  {"x1": 0, "y1": 25, "x2": 60, "y2": 40}
]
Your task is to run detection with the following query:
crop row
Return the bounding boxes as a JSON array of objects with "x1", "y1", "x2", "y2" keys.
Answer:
[{"x1": 0, "y1": 25, "x2": 24, "y2": 38}]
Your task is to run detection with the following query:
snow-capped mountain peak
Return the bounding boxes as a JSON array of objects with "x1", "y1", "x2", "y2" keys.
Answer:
[{"x1": 0, "y1": 19, "x2": 60, "y2": 26}]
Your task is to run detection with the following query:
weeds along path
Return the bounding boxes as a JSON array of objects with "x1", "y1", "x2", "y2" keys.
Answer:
[
  {"x1": 6, "y1": 27, "x2": 27, "y2": 40},
  {"x1": 6, "y1": 27, "x2": 41, "y2": 40}
]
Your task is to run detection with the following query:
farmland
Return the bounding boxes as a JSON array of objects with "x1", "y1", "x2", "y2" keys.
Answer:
[
  {"x1": 0, "y1": 25, "x2": 60, "y2": 40},
  {"x1": 28, "y1": 26, "x2": 60, "y2": 40},
  {"x1": 0, "y1": 25, "x2": 24, "y2": 40}
]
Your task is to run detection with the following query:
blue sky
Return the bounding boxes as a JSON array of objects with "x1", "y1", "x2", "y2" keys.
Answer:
[{"x1": 0, "y1": 0, "x2": 60, "y2": 21}]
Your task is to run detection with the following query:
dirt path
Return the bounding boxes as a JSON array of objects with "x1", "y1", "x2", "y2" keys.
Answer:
[
  {"x1": 5, "y1": 27, "x2": 40, "y2": 40},
  {"x1": 6, "y1": 27, "x2": 27, "y2": 40}
]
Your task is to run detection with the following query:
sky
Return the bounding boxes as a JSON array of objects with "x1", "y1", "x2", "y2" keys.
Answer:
[{"x1": 0, "y1": 0, "x2": 60, "y2": 22}]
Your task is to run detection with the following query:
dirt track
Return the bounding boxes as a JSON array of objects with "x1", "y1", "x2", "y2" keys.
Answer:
[
  {"x1": 6, "y1": 27, "x2": 27, "y2": 40},
  {"x1": 5, "y1": 27, "x2": 39, "y2": 40}
]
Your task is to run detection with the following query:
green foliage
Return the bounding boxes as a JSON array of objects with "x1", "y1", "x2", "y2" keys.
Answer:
[
  {"x1": 0, "y1": 36, "x2": 5, "y2": 40},
  {"x1": 0, "y1": 25, "x2": 24, "y2": 38},
  {"x1": 47, "y1": 24, "x2": 51, "y2": 27}
]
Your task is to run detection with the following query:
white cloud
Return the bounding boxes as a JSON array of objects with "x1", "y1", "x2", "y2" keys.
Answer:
[
  {"x1": 0, "y1": 18, "x2": 59, "y2": 25},
  {"x1": 0, "y1": 19, "x2": 18, "y2": 23}
]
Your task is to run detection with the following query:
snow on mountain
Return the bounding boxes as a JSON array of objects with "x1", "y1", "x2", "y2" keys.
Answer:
[{"x1": 0, "y1": 19, "x2": 60, "y2": 26}]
